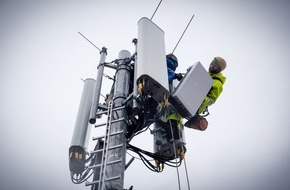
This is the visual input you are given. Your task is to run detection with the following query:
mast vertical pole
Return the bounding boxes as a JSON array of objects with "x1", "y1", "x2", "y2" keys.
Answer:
[
  {"x1": 105, "y1": 50, "x2": 131, "y2": 190},
  {"x1": 89, "y1": 47, "x2": 107, "y2": 124}
]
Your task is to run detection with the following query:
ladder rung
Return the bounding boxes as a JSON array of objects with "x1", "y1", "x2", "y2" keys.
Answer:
[
  {"x1": 105, "y1": 175, "x2": 121, "y2": 182},
  {"x1": 95, "y1": 122, "x2": 106, "y2": 128},
  {"x1": 92, "y1": 130, "x2": 123, "y2": 141},
  {"x1": 91, "y1": 149, "x2": 103, "y2": 154},
  {"x1": 96, "y1": 110, "x2": 107, "y2": 116},
  {"x1": 94, "y1": 117, "x2": 124, "y2": 128},
  {"x1": 111, "y1": 117, "x2": 125, "y2": 124},
  {"x1": 85, "y1": 180, "x2": 100, "y2": 186},
  {"x1": 108, "y1": 143, "x2": 123, "y2": 150},
  {"x1": 91, "y1": 143, "x2": 123, "y2": 154},
  {"x1": 112, "y1": 105, "x2": 125, "y2": 111},
  {"x1": 87, "y1": 163, "x2": 101, "y2": 169},
  {"x1": 107, "y1": 159, "x2": 122, "y2": 165},
  {"x1": 92, "y1": 135, "x2": 105, "y2": 141},
  {"x1": 110, "y1": 130, "x2": 124, "y2": 136},
  {"x1": 88, "y1": 159, "x2": 122, "y2": 170},
  {"x1": 85, "y1": 175, "x2": 120, "y2": 186}
]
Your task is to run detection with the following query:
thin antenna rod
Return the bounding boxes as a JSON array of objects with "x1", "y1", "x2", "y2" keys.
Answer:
[
  {"x1": 78, "y1": 31, "x2": 101, "y2": 51},
  {"x1": 150, "y1": 0, "x2": 163, "y2": 20},
  {"x1": 172, "y1": 14, "x2": 195, "y2": 54}
]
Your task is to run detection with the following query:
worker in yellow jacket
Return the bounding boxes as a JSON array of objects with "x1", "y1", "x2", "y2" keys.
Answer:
[{"x1": 185, "y1": 57, "x2": 227, "y2": 131}]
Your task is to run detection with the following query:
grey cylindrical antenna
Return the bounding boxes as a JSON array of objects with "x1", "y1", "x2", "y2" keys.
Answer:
[
  {"x1": 89, "y1": 47, "x2": 107, "y2": 124},
  {"x1": 69, "y1": 78, "x2": 95, "y2": 174},
  {"x1": 71, "y1": 78, "x2": 95, "y2": 148}
]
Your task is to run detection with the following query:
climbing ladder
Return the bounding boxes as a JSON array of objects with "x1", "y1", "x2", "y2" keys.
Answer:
[{"x1": 85, "y1": 102, "x2": 126, "y2": 189}]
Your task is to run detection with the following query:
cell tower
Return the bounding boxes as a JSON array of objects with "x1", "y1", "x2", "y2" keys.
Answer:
[{"x1": 69, "y1": 17, "x2": 213, "y2": 190}]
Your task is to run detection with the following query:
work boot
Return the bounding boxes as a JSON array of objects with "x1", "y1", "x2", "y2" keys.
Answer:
[{"x1": 185, "y1": 115, "x2": 208, "y2": 131}]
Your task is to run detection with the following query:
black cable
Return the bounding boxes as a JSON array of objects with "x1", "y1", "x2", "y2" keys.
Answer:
[
  {"x1": 72, "y1": 171, "x2": 94, "y2": 184},
  {"x1": 127, "y1": 143, "x2": 182, "y2": 173},
  {"x1": 137, "y1": 151, "x2": 159, "y2": 172},
  {"x1": 133, "y1": 106, "x2": 165, "y2": 136},
  {"x1": 71, "y1": 141, "x2": 103, "y2": 184}
]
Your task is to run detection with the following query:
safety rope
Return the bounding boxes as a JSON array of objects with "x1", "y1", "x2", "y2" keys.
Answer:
[
  {"x1": 183, "y1": 158, "x2": 191, "y2": 190},
  {"x1": 167, "y1": 109, "x2": 182, "y2": 190},
  {"x1": 167, "y1": 107, "x2": 192, "y2": 190},
  {"x1": 125, "y1": 100, "x2": 192, "y2": 189}
]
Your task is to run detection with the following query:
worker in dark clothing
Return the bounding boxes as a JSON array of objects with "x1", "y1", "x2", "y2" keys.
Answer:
[
  {"x1": 163, "y1": 53, "x2": 183, "y2": 129},
  {"x1": 166, "y1": 53, "x2": 183, "y2": 85}
]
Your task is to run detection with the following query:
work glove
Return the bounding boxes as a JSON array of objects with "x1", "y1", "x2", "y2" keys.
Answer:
[
  {"x1": 175, "y1": 73, "x2": 183, "y2": 81},
  {"x1": 198, "y1": 97, "x2": 214, "y2": 114}
]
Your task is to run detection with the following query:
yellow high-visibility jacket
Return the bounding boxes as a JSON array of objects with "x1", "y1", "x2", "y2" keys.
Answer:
[{"x1": 198, "y1": 72, "x2": 226, "y2": 114}]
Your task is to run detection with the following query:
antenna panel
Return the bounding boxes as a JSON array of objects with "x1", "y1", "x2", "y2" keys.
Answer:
[
  {"x1": 170, "y1": 62, "x2": 213, "y2": 118},
  {"x1": 69, "y1": 78, "x2": 95, "y2": 174},
  {"x1": 71, "y1": 78, "x2": 95, "y2": 149},
  {"x1": 136, "y1": 17, "x2": 169, "y2": 102}
]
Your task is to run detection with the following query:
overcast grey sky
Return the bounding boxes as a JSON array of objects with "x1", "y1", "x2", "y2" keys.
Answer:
[{"x1": 1, "y1": 0, "x2": 290, "y2": 190}]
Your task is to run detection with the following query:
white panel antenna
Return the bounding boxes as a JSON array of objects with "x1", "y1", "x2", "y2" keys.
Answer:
[
  {"x1": 136, "y1": 17, "x2": 169, "y2": 102},
  {"x1": 170, "y1": 62, "x2": 213, "y2": 118}
]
